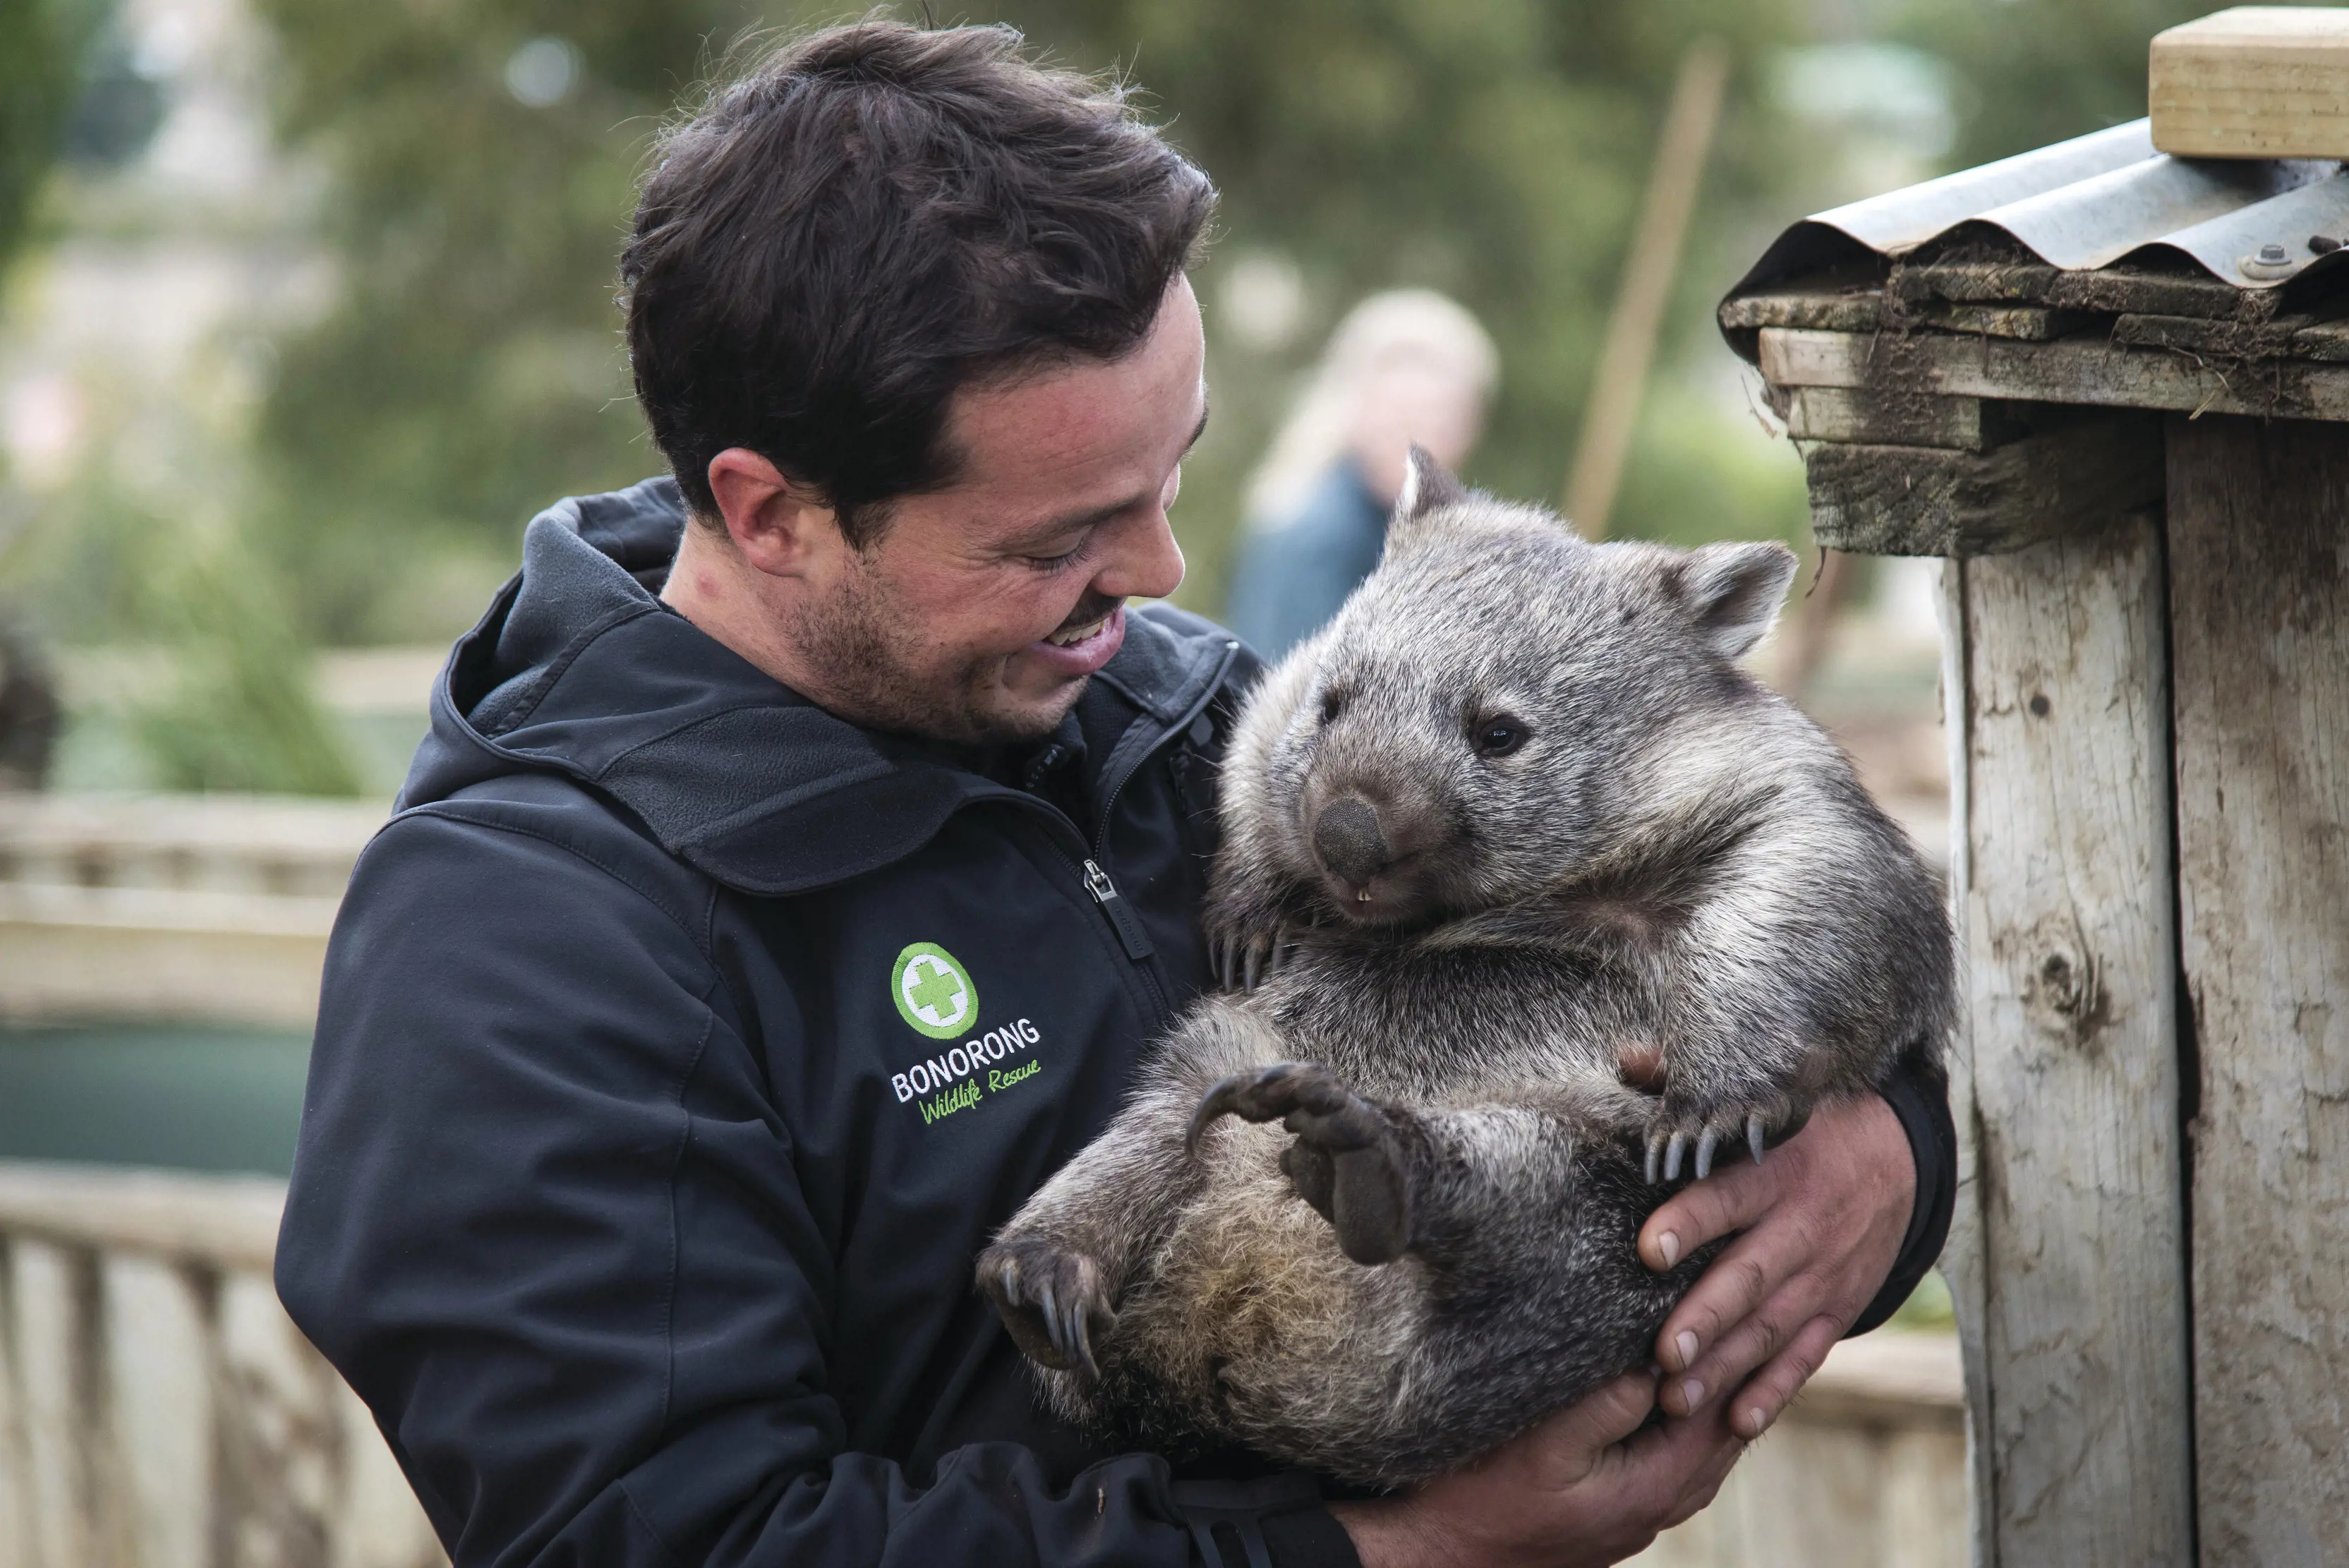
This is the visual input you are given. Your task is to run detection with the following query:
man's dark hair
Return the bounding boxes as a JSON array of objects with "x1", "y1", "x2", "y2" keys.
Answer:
[{"x1": 622, "y1": 20, "x2": 1215, "y2": 545}]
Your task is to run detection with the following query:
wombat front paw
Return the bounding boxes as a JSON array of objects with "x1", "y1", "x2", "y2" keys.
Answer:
[
  {"x1": 1643, "y1": 1092, "x2": 1815, "y2": 1184},
  {"x1": 977, "y1": 1236, "x2": 1116, "y2": 1380},
  {"x1": 1207, "y1": 924, "x2": 1300, "y2": 993},
  {"x1": 1185, "y1": 1062, "x2": 1415, "y2": 1265}
]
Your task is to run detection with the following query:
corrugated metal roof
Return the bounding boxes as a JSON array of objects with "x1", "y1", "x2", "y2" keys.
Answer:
[{"x1": 1733, "y1": 118, "x2": 2349, "y2": 294}]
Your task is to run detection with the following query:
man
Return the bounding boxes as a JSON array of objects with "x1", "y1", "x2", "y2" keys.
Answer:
[{"x1": 277, "y1": 22, "x2": 1953, "y2": 1567}]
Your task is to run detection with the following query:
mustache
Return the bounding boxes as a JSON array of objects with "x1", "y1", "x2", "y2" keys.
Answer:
[{"x1": 1051, "y1": 594, "x2": 1123, "y2": 635}]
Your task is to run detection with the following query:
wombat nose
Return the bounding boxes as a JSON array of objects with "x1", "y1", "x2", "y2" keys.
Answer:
[{"x1": 1313, "y1": 797, "x2": 1392, "y2": 885}]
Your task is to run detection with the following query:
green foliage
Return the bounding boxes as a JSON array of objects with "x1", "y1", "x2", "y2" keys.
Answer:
[
  {"x1": 0, "y1": 0, "x2": 97, "y2": 277},
  {"x1": 1897, "y1": 0, "x2": 2332, "y2": 167},
  {"x1": 3, "y1": 451, "x2": 363, "y2": 797},
  {"x1": 248, "y1": 0, "x2": 771, "y2": 640},
  {"x1": 250, "y1": 0, "x2": 1813, "y2": 634}
]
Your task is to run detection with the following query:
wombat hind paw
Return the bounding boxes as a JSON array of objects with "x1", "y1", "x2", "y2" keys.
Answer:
[
  {"x1": 1187, "y1": 1063, "x2": 1415, "y2": 1266},
  {"x1": 977, "y1": 1237, "x2": 1115, "y2": 1381}
]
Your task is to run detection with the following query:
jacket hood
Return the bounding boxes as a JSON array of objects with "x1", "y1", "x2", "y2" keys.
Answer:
[{"x1": 401, "y1": 476, "x2": 1237, "y2": 897}]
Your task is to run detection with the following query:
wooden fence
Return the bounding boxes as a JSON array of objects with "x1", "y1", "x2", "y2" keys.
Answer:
[{"x1": 0, "y1": 1162, "x2": 440, "y2": 1568}]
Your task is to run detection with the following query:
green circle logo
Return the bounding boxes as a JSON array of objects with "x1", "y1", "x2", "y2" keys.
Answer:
[{"x1": 892, "y1": 942, "x2": 977, "y2": 1039}]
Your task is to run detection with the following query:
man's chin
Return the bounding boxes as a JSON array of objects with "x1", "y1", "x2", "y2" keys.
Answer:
[{"x1": 962, "y1": 670, "x2": 1090, "y2": 745}]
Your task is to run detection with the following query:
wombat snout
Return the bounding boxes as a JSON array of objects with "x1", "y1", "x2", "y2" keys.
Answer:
[{"x1": 1312, "y1": 797, "x2": 1394, "y2": 886}]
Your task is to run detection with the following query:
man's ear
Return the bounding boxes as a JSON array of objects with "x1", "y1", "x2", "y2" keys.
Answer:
[
  {"x1": 707, "y1": 447, "x2": 840, "y2": 577},
  {"x1": 1679, "y1": 541, "x2": 1800, "y2": 659},
  {"x1": 1384, "y1": 445, "x2": 1471, "y2": 556}
]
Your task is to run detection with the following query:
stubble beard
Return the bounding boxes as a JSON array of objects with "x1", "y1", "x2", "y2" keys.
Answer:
[{"x1": 788, "y1": 560, "x2": 1077, "y2": 745}]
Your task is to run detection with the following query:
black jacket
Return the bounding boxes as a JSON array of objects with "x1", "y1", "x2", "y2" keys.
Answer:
[{"x1": 276, "y1": 477, "x2": 1955, "y2": 1568}]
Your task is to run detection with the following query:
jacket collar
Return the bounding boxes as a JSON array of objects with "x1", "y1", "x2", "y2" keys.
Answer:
[{"x1": 400, "y1": 477, "x2": 1236, "y2": 897}]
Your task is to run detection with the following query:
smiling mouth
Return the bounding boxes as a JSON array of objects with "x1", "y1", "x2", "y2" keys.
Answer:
[{"x1": 1045, "y1": 615, "x2": 1112, "y2": 648}]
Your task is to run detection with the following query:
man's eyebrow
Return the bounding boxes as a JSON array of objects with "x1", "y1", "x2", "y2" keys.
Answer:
[{"x1": 1004, "y1": 398, "x2": 1212, "y2": 549}]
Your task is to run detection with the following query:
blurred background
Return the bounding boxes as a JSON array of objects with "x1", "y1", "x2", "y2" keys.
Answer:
[
  {"x1": 0, "y1": 0, "x2": 2209, "y2": 1176},
  {"x1": 0, "y1": 0, "x2": 2236, "y2": 1557}
]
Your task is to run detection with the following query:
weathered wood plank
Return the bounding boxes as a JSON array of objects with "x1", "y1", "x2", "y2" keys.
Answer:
[
  {"x1": 1958, "y1": 516, "x2": 2194, "y2": 1567},
  {"x1": 2166, "y1": 414, "x2": 2349, "y2": 1563},
  {"x1": 2110, "y1": 311, "x2": 2314, "y2": 359},
  {"x1": 1892, "y1": 260, "x2": 2283, "y2": 323},
  {"x1": 1717, "y1": 288, "x2": 1883, "y2": 334},
  {"x1": 1800, "y1": 412, "x2": 2163, "y2": 556},
  {"x1": 1916, "y1": 302, "x2": 2095, "y2": 342},
  {"x1": 1932, "y1": 557, "x2": 1994, "y2": 1568},
  {"x1": 1782, "y1": 387, "x2": 2007, "y2": 450},
  {"x1": 1758, "y1": 327, "x2": 2349, "y2": 423}
]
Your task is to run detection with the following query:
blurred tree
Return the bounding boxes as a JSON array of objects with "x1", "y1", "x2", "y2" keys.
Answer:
[
  {"x1": 0, "y1": 0, "x2": 99, "y2": 275},
  {"x1": 1898, "y1": 0, "x2": 2311, "y2": 167},
  {"x1": 253, "y1": 0, "x2": 1811, "y2": 636}
]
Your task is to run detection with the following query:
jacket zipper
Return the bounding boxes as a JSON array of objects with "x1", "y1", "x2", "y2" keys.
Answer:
[
  {"x1": 1082, "y1": 857, "x2": 1157, "y2": 963},
  {"x1": 979, "y1": 637, "x2": 1238, "y2": 1023}
]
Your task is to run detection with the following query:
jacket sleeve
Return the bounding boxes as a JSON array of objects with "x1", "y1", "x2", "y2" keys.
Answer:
[
  {"x1": 275, "y1": 804, "x2": 1355, "y2": 1568},
  {"x1": 1847, "y1": 1053, "x2": 1958, "y2": 1337}
]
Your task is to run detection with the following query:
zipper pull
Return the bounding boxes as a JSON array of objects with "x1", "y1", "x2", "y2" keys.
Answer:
[{"x1": 1083, "y1": 858, "x2": 1157, "y2": 960}]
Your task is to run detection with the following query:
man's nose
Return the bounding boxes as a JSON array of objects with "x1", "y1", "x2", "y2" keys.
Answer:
[{"x1": 1092, "y1": 507, "x2": 1185, "y2": 603}]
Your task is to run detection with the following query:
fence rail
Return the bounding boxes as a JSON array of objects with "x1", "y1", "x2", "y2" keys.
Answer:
[{"x1": 0, "y1": 1162, "x2": 440, "y2": 1568}]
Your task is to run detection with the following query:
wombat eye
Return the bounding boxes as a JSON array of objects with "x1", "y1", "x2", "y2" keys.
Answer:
[
  {"x1": 1320, "y1": 689, "x2": 1344, "y2": 725},
  {"x1": 1473, "y1": 717, "x2": 1528, "y2": 757}
]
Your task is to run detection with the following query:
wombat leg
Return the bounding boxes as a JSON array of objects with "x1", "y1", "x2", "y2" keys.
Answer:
[
  {"x1": 1187, "y1": 1062, "x2": 1416, "y2": 1266},
  {"x1": 977, "y1": 1235, "x2": 1115, "y2": 1381}
]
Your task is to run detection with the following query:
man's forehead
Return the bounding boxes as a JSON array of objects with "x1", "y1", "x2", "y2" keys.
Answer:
[{"x1": 938, "y1": 282, "x2": 1206, "y2": 517}]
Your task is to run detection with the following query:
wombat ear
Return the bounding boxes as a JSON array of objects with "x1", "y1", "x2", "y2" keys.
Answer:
[
  {"x1": 1679, "y1": 541, "x2": 1799, "y2": 659},
  {"x1": 1384, "y1": 446, "x2": 1470, "y2": 554}
]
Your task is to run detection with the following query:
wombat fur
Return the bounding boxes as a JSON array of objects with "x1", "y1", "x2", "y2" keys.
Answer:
[{"x1": 978, "y1": 452, "x2": 1954, "y2": 1488}]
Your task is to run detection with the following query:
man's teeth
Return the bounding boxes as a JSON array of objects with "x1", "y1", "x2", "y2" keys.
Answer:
[{"x1": 1046, "y1": 617, "x2": 1108, "y2": 648}]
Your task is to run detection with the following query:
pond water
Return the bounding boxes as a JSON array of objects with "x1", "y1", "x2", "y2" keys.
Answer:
[{"x1": 0, "y1": 1024, "x2": 311, "y2": 1176}]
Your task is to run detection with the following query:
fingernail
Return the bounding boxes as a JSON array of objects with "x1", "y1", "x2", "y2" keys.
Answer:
[
  {"x1": 1657, "y1": 1231, "x2": 1681, "y2": 1267},
  {"x1": 1679, "y1": 1377, "x2": 1704, "y2": 1411},
  {"x1": 1674, "y1": 1330, "x2": 1699, "y2": 1370},
  {"x1": 1739, "y1": 1405, "x2": 1773, "y2": 1439}
]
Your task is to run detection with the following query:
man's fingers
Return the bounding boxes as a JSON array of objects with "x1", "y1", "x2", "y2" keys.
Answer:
[
  {"x1": 1659, "y1": 1248, "x2": 1837, "y2": 1418},
  {"x1": 1528, "y1": 1370, "x2": 1659, "y2": 1469},
  {"x1": 1612, "y1": 1399, "x2": 1746, "y2": 1521},
  {"x1": 1653, "y1": 1212, "x2": 1816, "y2": 1382},
  {"x1": 1639, "y1": 1155, "x2": 1782, "y2": 1273},
  {"x1": 1727, "y1": 1313, "x2": 1845, "y2": 1440}
]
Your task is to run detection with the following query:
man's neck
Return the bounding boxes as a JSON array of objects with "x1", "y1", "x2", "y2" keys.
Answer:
[{"x1": 660, "y1": 519, "x2": 819, "y2": 698}]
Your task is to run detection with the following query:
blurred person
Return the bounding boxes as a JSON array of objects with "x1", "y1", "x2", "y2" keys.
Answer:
[
  {"x1": 1223, "y1": 290, "x2": 1496, "y2": 661},
  {"x1": 274, "y1": 22, "x2": 1952, "y2": 1568}
]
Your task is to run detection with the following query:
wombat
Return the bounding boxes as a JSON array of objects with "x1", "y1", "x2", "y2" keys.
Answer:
[{"x1": 977, "y1": 452, "x2": 1954, "y2": 1488}]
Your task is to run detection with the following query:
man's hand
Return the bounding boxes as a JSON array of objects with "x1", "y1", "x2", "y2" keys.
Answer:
[
  {"x1": 1332, "y1": 1373, "x2": 1744, "y2": 1568},
  {"x1": 1641, "y1": 1092, "x2": 1913, "y2": 1440}
]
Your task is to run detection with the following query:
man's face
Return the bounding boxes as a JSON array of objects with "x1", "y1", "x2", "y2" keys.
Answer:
[{"x1": 788, "y1": 277, "x2": 1205, "y2": 744}]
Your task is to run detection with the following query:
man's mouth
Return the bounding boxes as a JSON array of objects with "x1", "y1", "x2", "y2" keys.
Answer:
[{"x1": 1022, "y1": 603, "x2": 1128, "y2": 677}]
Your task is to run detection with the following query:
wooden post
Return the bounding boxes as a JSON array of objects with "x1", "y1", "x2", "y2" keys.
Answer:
[
  {"x1": 2166, "y1": 414, "x2": 2349, "y2": 1561},
  {"x1": 1944, "y1": 514, "x2": 2196, "y2": 1567},
  {"x1": 1562, "y1": 37, "x2": 1727, "y2": 538}
]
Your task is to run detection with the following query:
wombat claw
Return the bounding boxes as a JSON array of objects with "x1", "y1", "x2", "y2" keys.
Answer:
[
  {"x1": 1186, "y1": 1063, "x2": 1414, "y2": 1266},
  {"x1": 1212, "y1": 927, "x2": 1296, "y2": 994},
  {"x1": 1644, "y1": 1106, "x2": 1798, "y2": 1184},
  {"x1": 978, "y1": 1241, "x2": 1111, "y2": 1382}
]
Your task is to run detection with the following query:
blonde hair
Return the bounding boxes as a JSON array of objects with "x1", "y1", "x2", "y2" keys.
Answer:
[{"x1": 1242, "y1": 289, "x2": 1499, "y2": 522}]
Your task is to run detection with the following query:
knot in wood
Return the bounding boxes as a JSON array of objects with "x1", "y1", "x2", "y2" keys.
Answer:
[{"x1": 2028, "y1": 946, "x2": 2111, "y2": 1049}]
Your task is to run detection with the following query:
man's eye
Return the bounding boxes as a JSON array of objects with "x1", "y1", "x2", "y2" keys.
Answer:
[{"x1": 1473, "y1": 717, "x2": 1528, "y2": 757}]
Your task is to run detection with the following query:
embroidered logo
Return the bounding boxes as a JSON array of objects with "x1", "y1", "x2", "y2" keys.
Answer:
[{"x1": 892, "y1": 942, "x2": 977, "y2": 1040}]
